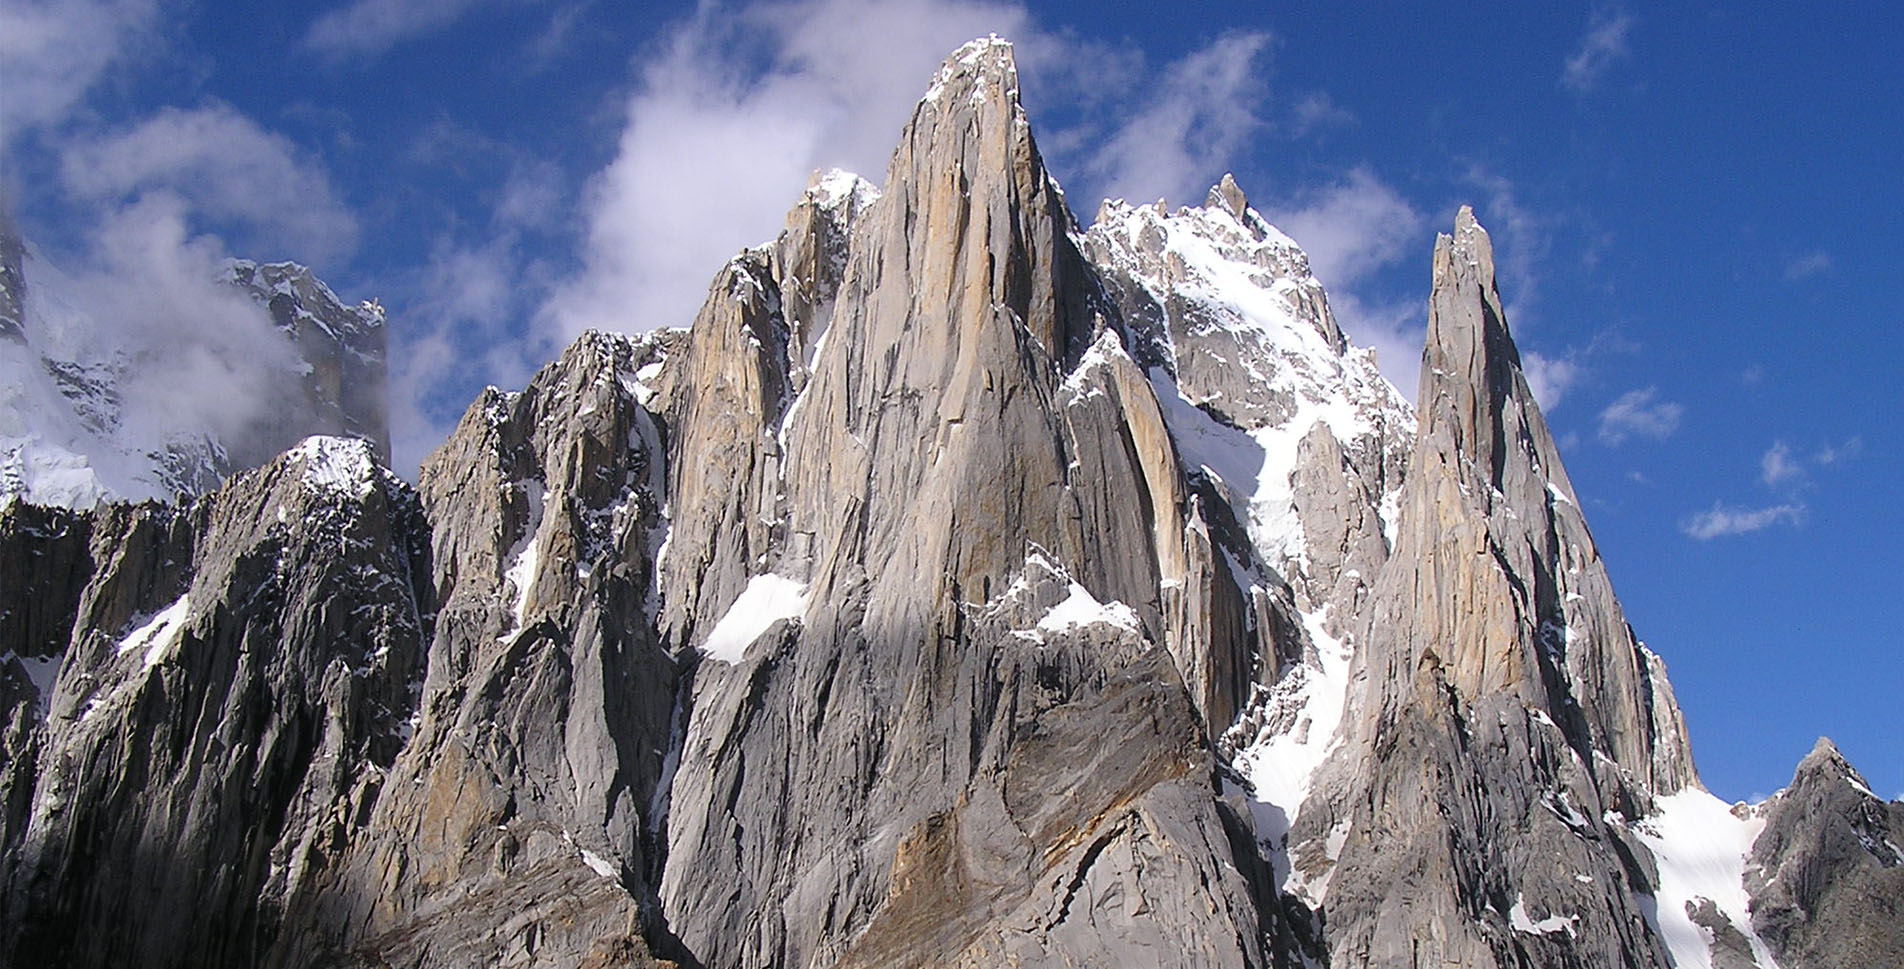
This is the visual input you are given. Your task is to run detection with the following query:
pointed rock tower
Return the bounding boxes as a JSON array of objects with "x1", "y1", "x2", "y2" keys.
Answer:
[
  {"x1": 1295, "y1": 208, "x2": 1698, "y2": 968},
  {"x1": 655, "y1": 37, "x2": 1273, "y2": 969}
]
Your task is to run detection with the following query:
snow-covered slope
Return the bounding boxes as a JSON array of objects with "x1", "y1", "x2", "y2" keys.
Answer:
[
  {"x1": 1636, "y1": 790, "x2": 1784, "y2": 968},
  {"x1": 1083, "y1": 176, "x2": 1412, "y2": 594},
  {"x1": 1081, "y1": 176, "x2": 1415, "y2": 911}
]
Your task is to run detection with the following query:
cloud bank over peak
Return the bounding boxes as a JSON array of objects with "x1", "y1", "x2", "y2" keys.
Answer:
[
  {"x1": 537, "y1": 0, "x2": 1299, "y2": 349},
  {"x1": 539, "y1": 0, "x2": 1033, "y2": 343}
]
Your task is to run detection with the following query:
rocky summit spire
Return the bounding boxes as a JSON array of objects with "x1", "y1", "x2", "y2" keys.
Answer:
[
  {"x1": 1746, "y1": 737, "x2": 1904, "y2": 968},
  {"x1": 6, "y1": 35, "x2": 1895, "y2": 969},
  {"x1": 655, "y1": 37, "x2": 1271, "y2": 969},
  {"x1": 1420, "y1": 205, "x2": 1527, "y2": 487},
  {"x1": 1289, "y1": 207, "x2": 1699, "y2": 968},
  {"x1": 776, "y1": 34, "x2": 1118, "y2": 621}
]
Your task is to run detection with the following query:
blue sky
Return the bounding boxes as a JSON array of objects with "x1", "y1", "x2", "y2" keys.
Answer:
[{"x1": 3, "y1": 0, "x2": 1897, "y2": 804}]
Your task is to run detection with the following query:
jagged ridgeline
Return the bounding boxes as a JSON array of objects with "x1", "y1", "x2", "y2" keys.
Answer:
[{"x1": 2, "y1": 37, "x2": 1898, "y2": 969}]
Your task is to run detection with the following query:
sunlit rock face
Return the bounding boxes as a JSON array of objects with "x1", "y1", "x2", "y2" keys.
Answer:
[{"x1": 1, "y1": 37, "x2": 1895, "y2": 969}]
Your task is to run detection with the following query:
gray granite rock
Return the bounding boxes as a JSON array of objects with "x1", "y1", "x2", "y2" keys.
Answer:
[
  {"x1": 0, "y1": 37, "x2": 1887, "y2": 969},
  {"x1": 1299, "y1": 207, "x2": 1695, "y2": 968},
  {"x1": 0, "y1": 438, "x2": 430, "y2": 968},
  {"x1": 1746, "y1": 738, "x2": 1904, "y2": 969}
]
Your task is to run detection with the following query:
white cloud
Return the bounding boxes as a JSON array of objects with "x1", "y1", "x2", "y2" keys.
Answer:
[
  {"x1": 541, "y1": 0, "x2": 1033, "y2": 343},
  {"x1": 1681, "y1": 501, "x2": 1803, "y2": 540},
  {"x1": 387, "y1": 233, "x2": 551, "y2": 472},
  {"x1": 1813, "y1": 436, "x2": 1862, "y2": 466},
  {"x1": 1290, "y1": 92, "x2": 1355, "y2": 135},
  {"x1": 1598, "y1": 386, "x2": 1682, "y2": 445},
  {"x1": 1783, "y1": 250, "x2": 1832, "y2": 281},
  {"x1": 15, "y1": 195, "x2": 309, "y2": 471},
  {"x1": 1522, "y1": 351, "x2": 1581, "y2": 410},
  {"x1": 1760, "y1": 440, "x2": 1804, "y2": 488},
  {"x1": 60, "y1": 103, "x2": 358, "y2": 265},
  {"x1": 1268, "y1": 167, "x2": 1424, "y2": 290},
  {"x1": 0, "y1": 0, "x2": 158, "y2": 150},
  {"x1": 305, "y1": 0, "x2": 501, "y2": 58},
  {"x1": 1080, "y1": 31, "x2": 1272, "y2": 209},
  {"x1": 1562, "y1": 11, "x2": 1634, "y2": 93}
]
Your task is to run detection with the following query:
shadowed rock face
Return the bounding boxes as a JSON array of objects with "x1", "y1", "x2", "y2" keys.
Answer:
[
  {"x1": 1, "y1": 439, "x2": 432, "y2": 968},
  {"x1": 1747, "y1": 739, "x2": 1904, "y2": 969},
  {"x1": 0, "y1": 36, "x2": 1892, "y2": 969}
]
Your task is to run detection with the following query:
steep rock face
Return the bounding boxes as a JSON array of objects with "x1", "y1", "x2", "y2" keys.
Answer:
[
  {"x1": 0, "y1": 212, "x2": 23, "y2": 343},
  {"x1": 265, "y1": 332, "x2": 678, "y2": 969},
  {"x1": 658, "y1": 169, "x2": 877, "y2": 655},
  {"x1": 2, "y1": 34, "x2": 1894, "y2": 969},
  {"x1": 655, "y1": 38, "x2": 1272, "y2": 969},
  {"x1": 0, "y1": 437, "x2": 431, "y2": 969},
  {"x1": 226, "y1": 261, "x2": 390, "y2": 466},
  {"x1": 1746, "y1": 738, "x2": 1904, "y2": 968},
  {"x1": 1300, "y1": 208, "x2": 1697, "y2": 968}
]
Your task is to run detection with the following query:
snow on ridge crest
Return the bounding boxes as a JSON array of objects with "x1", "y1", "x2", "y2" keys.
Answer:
[
  {"x1": 288, "y1": 434, "x2": 380, "y2": 500},
  {"x1": 921, "y1": 35, "x2": 1018, "y2": 106},
  {"x1": 808, "y1": 169, "x2": 880, "y2": 213},
  {"x1": 1083, "y1": 177, "x2": 1414, "y2": 576}
]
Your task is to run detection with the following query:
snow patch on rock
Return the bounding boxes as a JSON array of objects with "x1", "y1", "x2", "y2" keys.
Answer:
[
  {"x1": 117, "y1": 594, "x2": 191, "y2": 670},
  {"x1": 1633, "y1": 789, "x2": 1783, "y2": 969},
  {"x1": 701, "y1": 573, "x2": 809, "y2": 664}
]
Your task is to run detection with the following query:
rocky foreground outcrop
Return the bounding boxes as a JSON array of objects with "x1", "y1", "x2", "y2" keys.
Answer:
[{"x1": 1, "y1": 36, "x2": 1897, "y2": 969}]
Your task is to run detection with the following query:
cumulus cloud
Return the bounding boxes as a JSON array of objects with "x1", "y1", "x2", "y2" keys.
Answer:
[
  {"x1": 60, "y1": 103, "x2": 359, "y2": 265},
  {"x1": 1598, "y1": 386, "x2": 1682, "y2": 445},
  {"x1": 1760, "y1": 440, "x2": 1804, "y2": 488},
  {"x1": 1681, "y1": 501, "x2": 1803, "y2": 540},
  {"x1": 541, "y1": 0, "x2": 1033, "y2": 342},
  {"x1": 1079, "y1": 31, "x2": 1272, "y2": 209},
  {"x1": 1782, "y1": 250, "x2": 1832, "y2": 281},
  {"x1": 1562, "y1": 11, "x2": 1634, "y2": 93},
  {"x1": 1523, "y1": 351, "x2": 1581, "y2": 410},
  {"x1": 0, "y1": 0, "x2": 158, "y2": 150}
]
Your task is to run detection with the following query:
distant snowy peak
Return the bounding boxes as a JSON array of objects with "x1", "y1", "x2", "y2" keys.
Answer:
[
  {"x1": 0, "y1": 225, "x2": 390, "y2": 509},
  {"x1": 225, "y1": 260, "x2": 384, "y2": 342},
  {"x1": 1082, "y1": 174, "x2": 1413, "y2": 587},
  {"x1": 1082, "y1": 174, "x2": 1399, "y2": 431}
]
